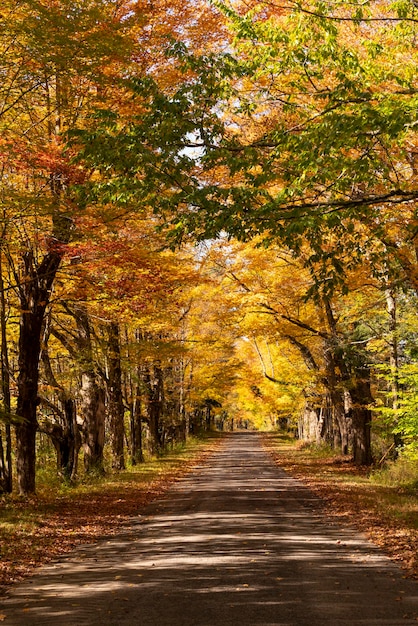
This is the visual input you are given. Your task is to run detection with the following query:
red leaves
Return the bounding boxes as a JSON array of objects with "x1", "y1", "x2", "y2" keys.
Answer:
[
  {"x1": 63, "y1": 215, "x2": 193, "y2": 319},
  {"x1": 0, "y1": 135, "x2": 86, "y2": 187}
]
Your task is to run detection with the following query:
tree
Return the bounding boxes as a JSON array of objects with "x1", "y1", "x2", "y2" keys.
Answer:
[
  {"x1": 39, "y1": 316, "x2": 80, "y2": 481},
  {"x1": 201, "y1": 238, "x2": 384, "y2": 462},
  {"x1": 72, "y1": 1, "x2": 418, "y2": 465},
  {"x1": 0, "y1": 0, "x2": 136, "y2": 493},
  {"x1": 107, "y1": 322, "x2": 125, "y2": 470}
]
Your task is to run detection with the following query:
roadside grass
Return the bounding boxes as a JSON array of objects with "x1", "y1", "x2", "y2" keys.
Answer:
[
  {"x1": 263, "y1": 433, "x2": 418, "y2": 579},
  {"x1": 0, "y1": 433, "x2": 223, "y2": 594}
]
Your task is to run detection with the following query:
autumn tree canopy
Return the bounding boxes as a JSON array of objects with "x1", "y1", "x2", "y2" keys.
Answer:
[{"x1": 1, "y1": 0, "x2": 418, "y2": 493}]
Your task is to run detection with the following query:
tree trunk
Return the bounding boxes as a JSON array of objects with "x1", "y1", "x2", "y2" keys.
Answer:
[
  {"x1": 40, "y1": 326, "x2": 81, "y2": 480},
  {"x1": 0, "y1": 433, "x2": 7, "y2": 494},
  {"x1": 298, "y1": 403, "x2": 323, "y2": 443},
  {"x1": 351, "y1": 407, "x2": 373, "y2": 465},
  {"x1": 15, "y1": 293, "x2": 43, "y2": 495},
  {"x1": 0, "y1": 243, "x2": 12, "y2": 493},
  {"x1": 145, "y1": 363, "x2": 163, "y2": 455},
  {"x1": 39, "y1": 399, "x2": 79, "y2": 480},
  {"x1": 15, "y1": 250, "x2": 61, "y2": 494},
  {"x1": 385, "y1": 288, "x2": 403, "y2": 450},
  {"x1": 131, "y1": 380, "x2": 144, "y2": 465},
  {"x1": 322, "y1": 299, "x2": 350, "y2": 455},
  {"x1": 107, "y1": 322, "x2": 125, "y2": 470},
  {"x1": 323, "y1": 348, "x2": 350, "y2": 455},
  {"x1": 347, "y1": 369, "x2": 373, "y2": 466},
  {"x1": 14, "y1": 212, "x2": 72, "y2": 494},
  {"x1": 60, "y1": 398, "x2": 80, "y2": 480},
  {"x1": 70, "y1": 306, "x2": 105, "y2": 475},
  {"x1": 80, "y1": 370, "x2": 106, "y2": 474},
  {"x1": 178, "y1": 356, "x2": 188, "y2": 442},
  {"x1": 52, "y1": 304, "x2": 106, "y2": 475}
]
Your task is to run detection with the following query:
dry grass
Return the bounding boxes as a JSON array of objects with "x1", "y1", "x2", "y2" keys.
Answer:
[{"x1": 263, "y1": 433, "x2": 418, "y2": 580}]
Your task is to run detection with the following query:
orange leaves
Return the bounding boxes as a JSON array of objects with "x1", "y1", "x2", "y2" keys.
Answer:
[
  {"x1": 60, "y1": 213, "x2": 201, "y2": 325},
  {"x1": 0, "y1": 136, "x2": 77, "y2": 183},
  {"x1": 34, "y1": 141, "x2": 87, "y2": 188},
  {"x1": 267, "y1": 435, "x2": 418, "y2": 580},
  {"x1": 0, "y1": 441, "x2": 215, "y2": 594}
]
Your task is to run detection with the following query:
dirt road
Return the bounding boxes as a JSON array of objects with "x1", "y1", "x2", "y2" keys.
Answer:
[{"x1": 2, "y1": 432, "x2": 417, "y2": 625}]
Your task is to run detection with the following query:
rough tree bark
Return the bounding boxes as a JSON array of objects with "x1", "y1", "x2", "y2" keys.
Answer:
[
  {"x1": 107, "y1": 321, "x2": 125, "y2": 470},
  {"x1": 324, "y1": 300, "x2": 373, "y2": 465},
  {"x1": 40, "y1": 336, "x2": 80, "y2": 480},
  {"x1": 130, "y1": 382, "x2": 144, "y2": 464},
  {"x1": 346, "y1": 368, "x2": 373, "y2": 466},
  {"x1": 0, "y1": 241, "x2": 12, "y2": 493},
  {"x1": 385, "y1": 288, "x2": 403, "y2": 451},
  {"x1": 15, "y1": 214, "x2": 72, "y2": 494},
  {"x1": 53, "y1": 304, "x2": 106, "y2": 475},
  {"x1": 38, "y1": 398, "x2": 79, "y2": 479},
  {"x1": 80, "y1": 369, "x2": 106, "y2": 474},
  {"x1": 323, "y1": 346, "x2": 350, "y2": 455},
  {"x1": 144, "y1": 363, "x2": 163, "y2": 455},
  {"x1": 73, "y1": 306, "x2": 106, "y2": 474}
]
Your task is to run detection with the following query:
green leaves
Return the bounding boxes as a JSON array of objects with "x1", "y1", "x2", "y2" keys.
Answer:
[
  {"x1": 70, "y1": 0, "x2": 418, "y2": 302},
  {"x1": 376, "y1": 362, "x2": 418, "y2": 459}
]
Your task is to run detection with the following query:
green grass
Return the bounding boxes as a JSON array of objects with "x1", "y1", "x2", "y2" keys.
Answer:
[
  {"x1": 28, "y1": 433, "x2": 219, "y2": 498},
  {"x1": 370, "y1": 457, "x2": 418, "y2": 491}
]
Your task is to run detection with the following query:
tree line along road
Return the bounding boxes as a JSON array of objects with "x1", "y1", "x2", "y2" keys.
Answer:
[{"x1": 2, "y1": 432, "x2": 418, "y2": 625}]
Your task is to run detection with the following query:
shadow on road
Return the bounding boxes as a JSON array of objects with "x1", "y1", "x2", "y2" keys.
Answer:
[{"x1": 2, "y1": 433, "x2": 418, "y2": 625}]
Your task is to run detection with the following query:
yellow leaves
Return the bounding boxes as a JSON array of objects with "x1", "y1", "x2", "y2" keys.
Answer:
[
  {"x1": 181, "y1": 237, "x2": 331, "y2": 427},
  {"x1": 59, "y1": 214, "x2": 201, "y2": 325}
]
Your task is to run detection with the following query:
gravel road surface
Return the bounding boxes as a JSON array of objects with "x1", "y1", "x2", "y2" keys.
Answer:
[{"x1": 2, "y1": 432, "x2": 418, "y2": 625}]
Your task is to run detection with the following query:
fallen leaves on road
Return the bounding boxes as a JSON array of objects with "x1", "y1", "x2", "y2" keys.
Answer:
[
  {"x1": 263, "y1": 434, "x2": 418, "y2": 580},
  {"x1": 0, "y1": 439, "x2": 221, "y2": 596}
]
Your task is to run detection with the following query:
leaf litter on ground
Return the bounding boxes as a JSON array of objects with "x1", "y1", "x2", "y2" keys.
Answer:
[
  {"x1": 263, "y1": 433, "x2": 418, "y2": 580},
  {"x1": 0, "y1": 436, "x2": 222, "y2": 596}
]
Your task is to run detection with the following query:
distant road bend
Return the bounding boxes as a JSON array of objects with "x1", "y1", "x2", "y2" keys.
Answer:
[{"x1": 2, "y1": 432, "x2": 418, "y2": 625}]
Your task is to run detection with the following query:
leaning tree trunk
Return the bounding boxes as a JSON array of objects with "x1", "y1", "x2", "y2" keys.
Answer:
[
  {"x1": 40, "y1": 331, "x2": 80, "y2": 480},
  {"x1": 38, "y1": 398, "x2": 78, "y2": 478},
  {"x1": 15, "y1": 286, "x2": 44, "y2": 495},
  {"x1": 15, "y1": 214, "x2": 71, "y2": 495}
]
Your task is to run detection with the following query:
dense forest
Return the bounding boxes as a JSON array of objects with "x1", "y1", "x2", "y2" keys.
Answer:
[{"x1": 1, "y1": 0, "x2": 418, "y2": 496}]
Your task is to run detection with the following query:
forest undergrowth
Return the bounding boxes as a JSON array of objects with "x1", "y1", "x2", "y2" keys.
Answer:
[
  {"x1": 0, "y1": 434, "x2": 222, "y2": 596},
  {"x1": 264, "y1": 433, "x2": 418, "y2": 580}
]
